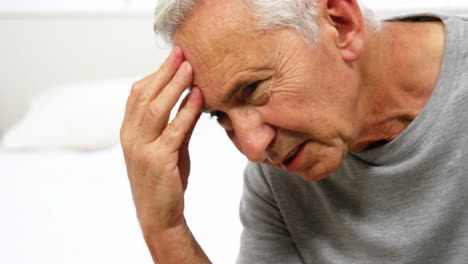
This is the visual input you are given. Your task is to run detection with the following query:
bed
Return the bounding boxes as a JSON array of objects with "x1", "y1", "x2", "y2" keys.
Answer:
[
  {"x1": 0, "y1": 8, "x2": 245, "y2": 263},
  {"x1": 1, "y1": 6, "x2": 467, "y2": 264},
  {"x1": 0, "y1": 123, "x2": 245, "y2": 264}
]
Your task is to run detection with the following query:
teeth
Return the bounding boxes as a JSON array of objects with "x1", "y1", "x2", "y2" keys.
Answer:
[{"x1": 286, "y1": 147, "x2": 299, "y2": 160}]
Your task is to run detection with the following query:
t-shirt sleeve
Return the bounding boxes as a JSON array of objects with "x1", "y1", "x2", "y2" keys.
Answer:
[{"x1": 237, "y1": 162, "x2": 303, "y2": 264}]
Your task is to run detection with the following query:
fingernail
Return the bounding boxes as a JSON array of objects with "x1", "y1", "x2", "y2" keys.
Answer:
[{"x1": 180, "y1": 61, "x2": 190, "y2": 72}]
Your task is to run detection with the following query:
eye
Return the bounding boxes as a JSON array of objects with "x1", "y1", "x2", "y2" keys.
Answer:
[
  {"x1": 242, "y1": 81, "x2": 261, "y2": 98},
  {"x1": 210, "y1": 110, "x2": 226, "y2": 121}
]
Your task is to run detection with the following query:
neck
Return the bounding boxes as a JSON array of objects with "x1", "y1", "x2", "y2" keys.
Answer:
[{"x1": 351, "y1": 20, "x2": 445, "y2": 152}]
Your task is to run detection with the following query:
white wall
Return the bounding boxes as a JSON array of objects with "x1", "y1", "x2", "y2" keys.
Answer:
[
  {"x1": 0, "y1": 10, "x2": 168, "y2": 135},
  {"x1": 0, "y1": 0, "x2": 126, "y2": 9}
]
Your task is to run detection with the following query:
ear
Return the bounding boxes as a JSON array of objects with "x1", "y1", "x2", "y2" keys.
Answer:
[{"x1": 319, "y1": 0, "x2": 365, "y2": 62}]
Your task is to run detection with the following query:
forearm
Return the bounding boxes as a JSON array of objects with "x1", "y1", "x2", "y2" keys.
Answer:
[{"x1": 143, "y1": 220, "x2": 211, "y2": 264}]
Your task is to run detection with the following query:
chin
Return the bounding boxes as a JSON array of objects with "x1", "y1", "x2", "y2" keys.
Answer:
[{"x1": 295, "y1": 160, "x2": 342, "y2": 182}]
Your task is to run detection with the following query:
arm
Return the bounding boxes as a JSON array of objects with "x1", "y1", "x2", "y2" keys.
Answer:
[
  {"x1": 120, "y1": 46, "x2": 210, "y2": 263},
  {"x1": 144, "y1": 221, "x2": 209, "y2": 263}
]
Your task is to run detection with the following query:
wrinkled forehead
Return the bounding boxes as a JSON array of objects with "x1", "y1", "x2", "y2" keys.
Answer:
[{"x1": 172, "y1": 0, "x2": 264, "y2": 91}]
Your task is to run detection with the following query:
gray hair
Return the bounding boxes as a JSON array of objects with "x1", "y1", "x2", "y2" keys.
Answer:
[{"x1": 154, "y1": 0, "x2": 380, "y2": 45}]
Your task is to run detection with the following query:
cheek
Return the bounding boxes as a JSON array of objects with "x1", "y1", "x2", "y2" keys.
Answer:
[
  {"x1": 261, "y1": 92, "x2": 353, "y2": 146},
  {"x1": 268, "y1": 75, "x2": 325, "y2": 119},
  {"x1": 263, "y1": 92, "x2": 323, "y2": 130}
]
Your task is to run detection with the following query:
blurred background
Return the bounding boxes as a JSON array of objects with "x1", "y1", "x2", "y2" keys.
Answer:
[{"x1": 0, "y1": 0, "x2": 467, "y2": 263}]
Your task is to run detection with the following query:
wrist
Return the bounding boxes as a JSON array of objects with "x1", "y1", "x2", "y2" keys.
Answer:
[
  {"x1": 138, "y1": 209, "x2": 185, "y2": 237},
  {"x1": 143, "y1": 220, "x2": 210, "y2": 263},
  {"x1": 142, "y1": 219, "x2": 187, "y2": 245}
]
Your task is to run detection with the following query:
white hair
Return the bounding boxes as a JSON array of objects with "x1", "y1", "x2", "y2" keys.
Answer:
[{"x1": 154, "y1": 0, "x2": 380, "y2": 45}]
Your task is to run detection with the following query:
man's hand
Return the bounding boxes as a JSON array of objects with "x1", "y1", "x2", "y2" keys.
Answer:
[{"x1": 120, "y1": 47, "x2": 209, "y2": 263}]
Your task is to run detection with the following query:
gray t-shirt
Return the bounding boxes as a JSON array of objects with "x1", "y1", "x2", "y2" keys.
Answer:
[{"x1": 238, "y1": 14, "x2": 468, "y2": 264}]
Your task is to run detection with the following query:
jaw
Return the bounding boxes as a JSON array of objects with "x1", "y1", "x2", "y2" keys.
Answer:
[
  {"x1": 295, "y1": 153, "x2": 345, "y2": 182},
  {"x1": 261, "y1": 139, "x2": 348, "y2": 182}
]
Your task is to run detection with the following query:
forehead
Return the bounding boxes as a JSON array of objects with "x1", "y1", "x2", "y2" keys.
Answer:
[{"x1": 173, "y1": 0, "x2": 273, "y2": 95}]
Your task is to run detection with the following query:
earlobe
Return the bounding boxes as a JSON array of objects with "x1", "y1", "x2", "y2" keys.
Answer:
[{"x1": 321, "y1": 0, "x2": 365, "y2": 62}]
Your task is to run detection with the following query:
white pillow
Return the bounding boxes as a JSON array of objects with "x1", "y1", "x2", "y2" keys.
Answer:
[{"x1": 1, "y1": 79, "x2": 134, "y2": 151}]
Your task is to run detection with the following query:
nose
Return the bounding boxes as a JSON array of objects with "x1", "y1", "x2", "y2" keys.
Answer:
[{"x1": 226, "y1": 107, "x2": 275, "y2": 162}]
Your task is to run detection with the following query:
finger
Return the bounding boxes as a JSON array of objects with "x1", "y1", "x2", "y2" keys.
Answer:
[
  {"x1": 177, "y1": 91, "x2": 191, "y2": 113},
  {"x1": 121, "y1": 72, "x2": 162, "y2": 147},
  {"x1": 128, "y1": 46, "x2": 185, "y2": 128},
  {"x1": 157, "y1": 87, "x2": 203, "y2": 152},
  {"x1": 122, "y1": 73, "x2": 157, "y2": 126},
  {"x1": 181, "y1": 87, "x2": 203, "y2": 148},
  {"x1": 139, "y1": 61, "x2": 193, "y2": 142},
  {"x1": 168, "y1": 87, "x2": 198, "y2": 148}
]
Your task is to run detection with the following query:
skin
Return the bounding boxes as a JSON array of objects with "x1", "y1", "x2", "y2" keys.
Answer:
[
  {"x1": 120, "y1": 0, "x2": 445, "y2": 262},
  {"x1": 174, "y1": 0, "x2": 445, "y2": 181},
  {"x1": 120, "y1": 48, "x2": 209, "y2": 262}
]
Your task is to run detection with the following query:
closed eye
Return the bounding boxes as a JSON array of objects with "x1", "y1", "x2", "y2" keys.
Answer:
[
  {"x1": 208, "y1": 80, "x2": 262, "y2": 123},
  {"x1": 243, "y1": 81, "x2": 261, "y2": 98}
]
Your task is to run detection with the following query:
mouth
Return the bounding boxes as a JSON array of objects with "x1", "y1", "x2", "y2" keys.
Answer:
[{"x1": 280, "y1": 141, "x2": 308, "y2": 172}]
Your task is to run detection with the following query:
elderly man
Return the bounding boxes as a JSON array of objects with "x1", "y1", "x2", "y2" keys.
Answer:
[{"x1": 120, "y1": 0, "x2": 468, "y2": 263}]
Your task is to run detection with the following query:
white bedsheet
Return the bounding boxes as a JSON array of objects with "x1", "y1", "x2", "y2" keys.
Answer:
[{"x1": 0, "y1": 118, "x2": 245, "y2": 264}]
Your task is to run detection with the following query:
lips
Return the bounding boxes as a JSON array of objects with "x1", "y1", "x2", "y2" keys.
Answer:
[
  {"x1": 280, "y1": 141, "x2": 307, "y2": 171},
  {"x1": 283, "y1": 145, "x2": 301, "y2": 166}
]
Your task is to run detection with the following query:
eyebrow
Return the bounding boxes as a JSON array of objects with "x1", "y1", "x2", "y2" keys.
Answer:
[
  {"x1": 199, "y1": 69, "x2": 273, "y2": 114},
  {"x1": 200, "y1": 78, "x2": 249, "y2": 114}
]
